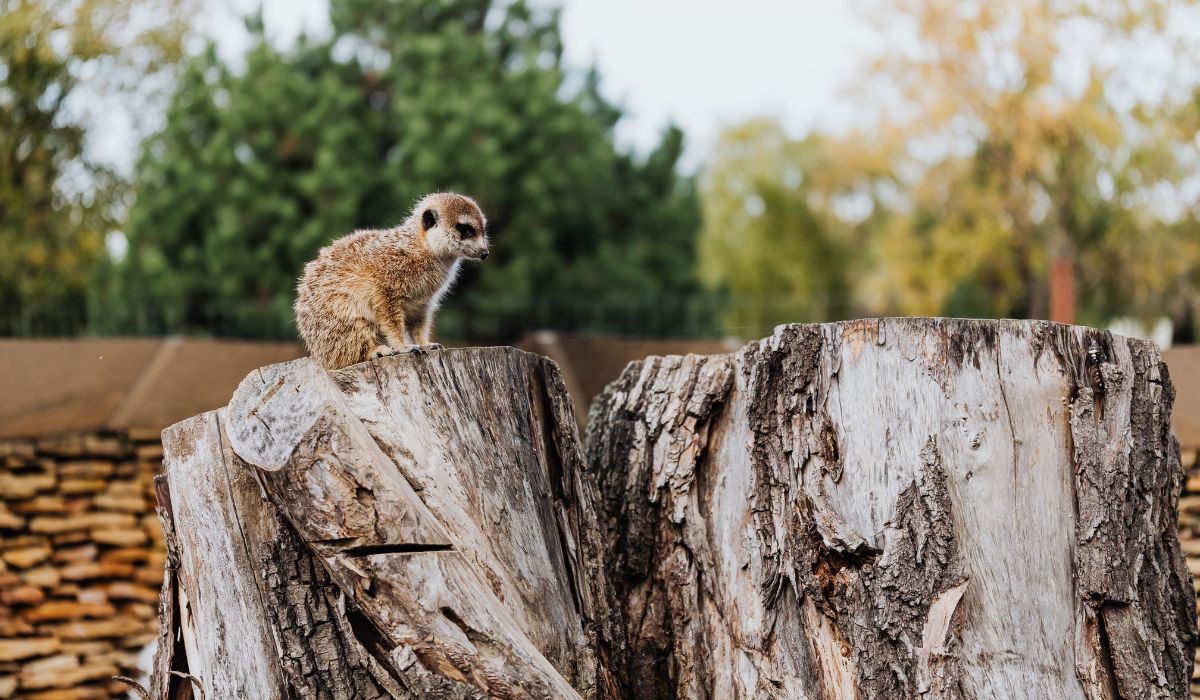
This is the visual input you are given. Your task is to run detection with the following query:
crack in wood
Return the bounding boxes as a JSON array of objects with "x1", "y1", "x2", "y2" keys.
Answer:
[{"x1": 341, "y1": 543, "x2": 454, "y2": 557}]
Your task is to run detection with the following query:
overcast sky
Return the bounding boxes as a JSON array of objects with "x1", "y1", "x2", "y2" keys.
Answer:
[
  {"x1": 90, "y1": 1, "x2": 1200, "y2": 177},
  {"x1": 190, "y1": 0, "x2": 871, "y2": 169}
]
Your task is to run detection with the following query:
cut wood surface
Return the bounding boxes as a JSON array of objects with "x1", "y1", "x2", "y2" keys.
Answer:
[{"x1": 586, "y1": 318, "x2": 1196, "y2": 699}]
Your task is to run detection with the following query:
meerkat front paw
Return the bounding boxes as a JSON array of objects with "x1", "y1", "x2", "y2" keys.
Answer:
[
  {"x1": 372, "y1": 345, "x2": 398, "y2": 358},
  {"x1": 397, "y1": 343, "x2": 444, "y2": 354}
]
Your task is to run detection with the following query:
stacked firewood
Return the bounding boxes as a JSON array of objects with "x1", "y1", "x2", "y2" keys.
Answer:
[
  {"x1": 1178, "y1": 445, "x2": 1200, "y2": 700},
  {"x1": 0, "y1": 431, "x2": 165, "y2": 699}
]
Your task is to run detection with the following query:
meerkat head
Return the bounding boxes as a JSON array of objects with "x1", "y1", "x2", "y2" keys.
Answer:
[{"x1": 413, "y1": 192, "x2": 490, "y2": 263}]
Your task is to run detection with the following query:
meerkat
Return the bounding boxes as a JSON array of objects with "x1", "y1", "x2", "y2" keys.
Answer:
[{"x1": 294, "y1": 192, "x2": 489, "y2": 370}]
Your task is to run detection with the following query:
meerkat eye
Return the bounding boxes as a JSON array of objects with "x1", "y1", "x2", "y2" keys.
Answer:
[
  {"x1": 456, "y1": 223, "x2": 475, "y2": 238},
  {"x1": 422, "y1": 209, "x2": 437, "y2": 230}
]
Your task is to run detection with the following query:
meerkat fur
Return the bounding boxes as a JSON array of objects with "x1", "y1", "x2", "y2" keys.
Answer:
[{"x1": 294, "y1": 192, "x2": 489, "y2": 370}]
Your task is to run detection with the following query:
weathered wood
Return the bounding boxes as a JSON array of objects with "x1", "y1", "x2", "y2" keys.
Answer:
[
  {"x1": 148, "y1": 476, "x2": 179, "y2": 700},
  {"x1": 160, "y1": 411, "x2": 288, "y2": 697},
  {"x1": 586, "y1": 318, "x2": 1196, "y2": 699},
  {"x1": 159, "y1": 319, "x2": 1195, "y2": 699},
  {"x1": 158, "y1": 348, "x2": 619, "y2": 698}
]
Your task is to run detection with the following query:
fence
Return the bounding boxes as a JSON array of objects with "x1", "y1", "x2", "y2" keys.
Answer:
[{"x1": 0, "y1": 294, "x2": 858, "y2": 343}]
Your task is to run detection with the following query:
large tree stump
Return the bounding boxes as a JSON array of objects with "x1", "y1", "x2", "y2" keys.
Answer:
[
  {"x1": 586, "y1": 318, "x2": 1196, "y2": 699},
  {"x1": 155, "y1": 348, "x2": 621, "y2": 699},
  {"x1": 157, "y1": 320, "x2": 1195, "y2": 699}
]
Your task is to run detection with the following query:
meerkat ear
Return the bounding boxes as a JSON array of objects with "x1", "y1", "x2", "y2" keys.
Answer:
[{"x1": 421, "y1": 209, "x2": 437, "y2": 231}]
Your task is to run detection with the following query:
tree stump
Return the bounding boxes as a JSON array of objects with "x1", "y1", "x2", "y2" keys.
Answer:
[
  {"x1": 156, "y1": 320, "x2": 1195, "y2": 699},
  {"x1": 154, "y1": 348, "x2": 621, "y2": 699},
  {"x1": 586, "y1": 318, "x2": 1196, "y2": 699}
]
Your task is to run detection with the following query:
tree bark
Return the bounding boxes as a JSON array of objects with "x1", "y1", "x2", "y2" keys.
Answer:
[
  {"x1": 155, "y1": 348, "x2": 621, "y2": 699},
  {"x1": 585, "y1": 318, "x2": 1196, "y2": 699},
  {"x1": 156, "y1": 320, "x2": 1196, "y2": 699}
]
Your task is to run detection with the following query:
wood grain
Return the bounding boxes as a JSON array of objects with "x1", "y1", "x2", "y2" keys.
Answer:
[
  {"x1": 160, "y1": 348, "x2": 619, "y2": 698},
  {"x1": 587, "y1": 318, "x2": 1196, "y2": 699}
]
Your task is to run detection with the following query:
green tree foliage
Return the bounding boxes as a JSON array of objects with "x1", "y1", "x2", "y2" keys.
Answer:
[
  {"x1": 701, "y1": 0, "x2": 1200, "y2": 337},
  {"x1": 108, "y1": 0, "x2": 702, "y2": 341},
  {"x1": 699, "y1": 120, "x2": 876, "y2": 332},
  {"x1": 0, "y1": 0, "x2": 192, "y2": 332}
]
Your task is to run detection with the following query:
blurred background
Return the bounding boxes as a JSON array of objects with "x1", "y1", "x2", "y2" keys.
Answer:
[
  {"x1": 3, "y1": 0, "x2": 1200, "y2": 696},
  {"x1": 4, "y1": 0, "x2": 1199, "y2": 345}
]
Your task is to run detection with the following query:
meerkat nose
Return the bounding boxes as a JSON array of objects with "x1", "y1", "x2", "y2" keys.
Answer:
[{"x1": 480, "y1": 250, "x2": 490, "y2": 260}]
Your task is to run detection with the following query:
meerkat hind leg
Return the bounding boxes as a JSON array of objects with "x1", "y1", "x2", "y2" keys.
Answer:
[
  {"x1": 368, "y1": 326, "x2": 397, "y2": 359},
  {"x1": 315, "y1": 315, "x2": 380, "y2": 369}
]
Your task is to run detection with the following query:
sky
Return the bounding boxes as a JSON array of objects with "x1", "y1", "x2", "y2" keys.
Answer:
[
  {"x1": 187, "y1": 0, "x2": 873, "y2": 170},
  {"x1": 92, "y1": 0, "x2": 1200, "y2": 176},
  {"x1": 547, "y1": 0, "x2": 871, "y2": 161}
]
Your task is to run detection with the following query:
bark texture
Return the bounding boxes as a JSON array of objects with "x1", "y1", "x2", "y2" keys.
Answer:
[
  {"x1": 155, "y1": 348, "x2": 620, "y2": 699},
  {"x1": 586, "y1": 318, "x2": 1196, "y2": 699},
  {"x1": 155, "y1": 319, "x2": 1195, "y2": 699}
]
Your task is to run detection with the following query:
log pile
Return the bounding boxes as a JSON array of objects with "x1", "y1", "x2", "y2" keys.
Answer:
[
  {"x1": 1178, "y1": 446, "x2": 1200, "y2": 698},
  {"x1": 0, "y1": 431, "x2": 165, "y2": 699}
]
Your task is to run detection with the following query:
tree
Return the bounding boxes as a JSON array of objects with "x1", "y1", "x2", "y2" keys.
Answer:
[
  {"x1": 0, "y1": 0, "x2": 193, "y2": 334},
  {"x1": 700, "y1": 0, "x2": 1200, "y2": 335},
  {"x1": 108, "y1": 0, "x2": 703, "y2": 341},
  {"x1": 862, "y1": 0, "x2": 1200, "y2": 326},
  {"x1": 697, "y1": 120, "x2": 887, "y2": 334},
  {"x1": 1147, "y1": 86, "x2": 1200, "y2": 343}
]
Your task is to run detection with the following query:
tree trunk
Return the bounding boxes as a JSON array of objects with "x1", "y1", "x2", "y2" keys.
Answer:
[
  {"x1": 585, "y1": 318, "x2": 1196, "y2": 699},
  {"x1": 156, "y1": 320, "x2": 1195, "y2": 699},
  {"x1": 154, "y1": 348, "x2": 621, "y2": 699}
]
